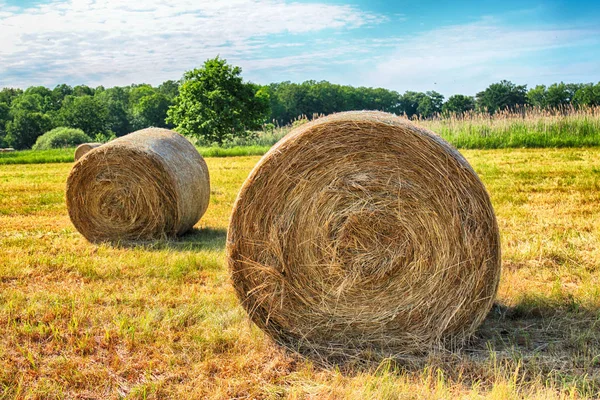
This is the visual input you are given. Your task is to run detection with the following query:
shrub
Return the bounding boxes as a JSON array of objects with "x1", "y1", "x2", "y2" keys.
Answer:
[{"x1": 32, "y1": 127, "x2": 92, "y2": 150}]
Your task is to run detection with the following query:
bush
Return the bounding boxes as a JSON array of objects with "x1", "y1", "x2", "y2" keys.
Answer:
[{"x1": 32, "y1": 127, "x2": 92, "y2": 150}]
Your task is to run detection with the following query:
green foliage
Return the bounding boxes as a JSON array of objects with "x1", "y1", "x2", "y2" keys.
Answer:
[
  {"x1": 167, "y1": 56, "x2": 270, "y2": 144},
  {"x1": 5, "y1": 111, "x2": 53, "y2": 150},
  {"x1": 57, "y1": 95, "x2": 108, "y2": 137},
  {"x1": 72, "y1": 85, "x2": 95, "y2": 97},
  {"x1": 573, "y1": 82, "x2": 600, "y2": 107},
  {"x1": 32, "y1": 127, "x2": 92, "y2": 150},
  {"x1": 476, "y1": 80, "x2": 528, "y2": 113},
  {"x1": 265, "y1": 81, "x2": 401, "y2": 124},
  {"x1": 0, "y1": 88, "x2": 23, "y2": 105},
  {"x1": 0, "y1": 102, "x2": 10, "y2": 147},
  {"x1": 133, "y1": 93, "x2": 172, "y2": 129},
  {"x1": 442, "y1": 95, "x2": 475, "y2": 115},
  {"x1": 527, "y1": 85, "x2": 547, "y2": 108},
  {"x1": 398, "y1": 91, "x2": 425, "y2": 118},
  {"x1": 157, "y1": 80, "x2": 179, "y2": 100},
  {"x1": 1, "y1": 72, "x2": 599, "y2": 151},
  {"x1": 416, "y1": 91, "x2": 444, "y2": 118},
  {"x1": 528, "y1": 83, "x2": 583, "y2": 109},
  {"x1": 51, "y1": 84, "x2": 74, "y2": 110},
  {"x1": 95, "y1": 87, "x2": 131, "y2": 137}
]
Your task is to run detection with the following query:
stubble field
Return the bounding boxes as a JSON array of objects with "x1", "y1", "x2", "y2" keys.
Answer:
[{"x1": 1, "y1": 149, "x2": 599, "y2": 399}]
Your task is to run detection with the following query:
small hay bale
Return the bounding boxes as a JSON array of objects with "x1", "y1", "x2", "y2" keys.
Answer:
[
  {"x1": 227, "y1": 111, "x2": 501, "y2": 358},
  {"x1": 74, "y1": 143, "x2": 103, "y2": 161},
  {"x1": 66, "y1": 128, "x2": 210, "y2": 243}
]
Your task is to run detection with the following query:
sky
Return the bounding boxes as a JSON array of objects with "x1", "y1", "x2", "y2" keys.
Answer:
[{"x1": 0, "y1": 0, "x2": 599, "y2": 96}]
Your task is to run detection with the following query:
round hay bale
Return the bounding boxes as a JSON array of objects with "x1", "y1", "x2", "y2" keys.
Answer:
[
  {"x1": 227, "y1": 111, "x2": 500, "y2": 358},
  {"x1": 66, "y1": 128, "x2": 210, "y2": 243},
  {"x1": 74, "y1": 143, "x2": 103, "y2": 161}
]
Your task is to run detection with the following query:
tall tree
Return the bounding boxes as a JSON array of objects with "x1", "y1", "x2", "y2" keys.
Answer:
[
  {"x1": 527, "y1": 85, "x2": 547, "y2": 108},
  {"x1": 417, "y1": 91, "x2": 444, "y2": 118},
  {"x1": 442, "y1": 94, "x2": 475, "y2": 115},
  {"x1": 476, "y1": 80, "x2": 528, "y2": 113},
  {"x1": 5, "y1": 111, "x2": 53, "y2": 149},
  {"x1": 0, "y1": 102, "x2": 10, "y2": 147},
  {"x1": 157, "y1": 80, "x2": 180, "y2": 100},
  {"x1": 95, "y1": 87, "x2": 132, "y2": 136},
  {"x1": 398, "y1": 91, "x2": 427, "y2": 118},
  {"x1": 72, "y1": 85, "x2": 95, "y2": 97},
  {"x1": 0, "y1": 88, "x2": 23, "y2": 105},
  {"x1": 133, "y1": 93, "x2": 172, "y2": 129},
  {"x1": 58, "y1": 95, "x2": 108, "y2": 136},
  {"x1": 167, "y1": 57, "x2": 270, "y2": 144},
  {"x1": 573, "y1": 83, "x2": 600, "y2": 107}
]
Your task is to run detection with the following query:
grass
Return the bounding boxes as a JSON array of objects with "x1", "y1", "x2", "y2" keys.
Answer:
[
  {"x1": 0, "y1": 145, "x2": 272, "y2": 165},
  {"x1": 3, "y1": 107, "x2": 600, "y2": 165},
  {"x1": 0, "y1": 149, "x2": 599, "y2": 398},
  {"x1": 419, "y1": 106, "x2": 600, "y2": 149}
]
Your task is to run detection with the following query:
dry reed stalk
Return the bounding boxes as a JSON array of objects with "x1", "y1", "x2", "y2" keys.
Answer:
[
  {"x1": 66, "y1": 128, "x2": 210, "y2": 243},
  {"x1": 74, "y1": 143, "x2": 103, "y2": 161},
  {"x1": 227, "y1": 111, "x2": 501, "y2": 360}
]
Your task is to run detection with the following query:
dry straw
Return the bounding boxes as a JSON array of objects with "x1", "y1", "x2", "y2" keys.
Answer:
[
  {"x1": 228, "y1": 111, "x2": 501, "y2": 359},
  {"x1": 66, "y1": 128, "x2": 210, "y2": 243},
  {"x1": 74, "y1": 142, "x2": 102, "y2": 161}
]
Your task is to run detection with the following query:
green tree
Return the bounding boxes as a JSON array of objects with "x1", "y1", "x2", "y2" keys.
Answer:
[
  {"x1": 158, "y1": 80, "x2": 180, "y2": 100},
  {"x1": 0, "y1": 102, "x2": 10, "y2": 147},
  {"x1": 95, "y1": 87, "x2": 132, "y2": 136},
  {"x1": 417, "y1": 91, "x2": 444, "y2": 118},
  {"x1": 573, "y1": 82, "x2": 600, "y2": 107},
  {"x1": 128, "y1": 84, "x2": 155, "y2": 108},
  {"x1": 5, "y1": 111, "x2": 53, "y2": 149},
  {"x1": 527, "y1": 85, "x2": 547, "y2": 108},
  {"x1": 399, "y1": 91, "x2": 427, "y2": 118},
  {"x1": 546, "y1": 82, "x2": 571, "y2": 108},
  {"x1": 73, "y1": 85, "x2": 95, "y2": 97},
  {"x1": 442, "y1": 94, "x2": 475, "y2": 115},
  {"x1": 476, "y1": 80, "x2": 528, "y2": 113},
  {"x1": 51, "y1": 84, "x2": 74, "y2": 110},
  {"x1": 133, "y1": 93, "x2": 172, "y2": 129},
  {"x1": 58, "y1": 95, "x2": 108, "y2": 136},
  {"x1": 0, "y1": 88, "x2": 23, "y2": 105},
  {"x1": 167, "y1": 57, "x2": 270, "y2": 144}
]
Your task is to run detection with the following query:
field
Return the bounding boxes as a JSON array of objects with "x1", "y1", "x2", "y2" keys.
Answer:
[{"x1": 1, "y1": 149, "x2": 600, "y2": 399}]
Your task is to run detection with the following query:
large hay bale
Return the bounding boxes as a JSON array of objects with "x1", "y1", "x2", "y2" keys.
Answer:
[
  {"x1": 74, "y1": 143, "x2": 103, "y2": 161},
  {"x1": 66, "y1": 128, "x2": 210, "y2": 243},
  {"x1": 227, "y1": 111, "x2": 500, "y2": 358}
]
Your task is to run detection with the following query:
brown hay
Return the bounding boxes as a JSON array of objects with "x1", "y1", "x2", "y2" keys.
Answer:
[
  {"x1": 66, "y1": 128, "x2": 210, "y2": 243},
  {"x1": 227, "y1": 111, "x2": 501, "y2": 359},
  {"x1": 74, "y1": 143, "x2": 103, "y2": 161}
]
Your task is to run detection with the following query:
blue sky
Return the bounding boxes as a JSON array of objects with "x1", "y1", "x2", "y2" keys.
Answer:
[{"x1": 0, "y1": 0, "x2": 598, "y2": 96}]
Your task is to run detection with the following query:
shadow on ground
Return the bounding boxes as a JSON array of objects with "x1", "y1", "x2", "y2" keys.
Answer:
[
  {"x1": 115, "y1": 227, "x2": 227, "y2": 252},
  {"x1": 299, "y1": 298, "x2": 600, "y2": 396}
]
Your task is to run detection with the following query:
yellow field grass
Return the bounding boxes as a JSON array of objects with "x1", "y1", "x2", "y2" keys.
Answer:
[{"x1": 1, "y1": 149, "x2": 599, "y2": 399}]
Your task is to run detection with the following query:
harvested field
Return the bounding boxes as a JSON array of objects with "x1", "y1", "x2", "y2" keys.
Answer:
[{"x1": 0, "y1": 149, "x2": 599, "y2": 398}]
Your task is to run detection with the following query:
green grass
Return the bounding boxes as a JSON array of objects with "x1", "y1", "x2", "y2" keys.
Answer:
[
  {"x1": 3, "y1": 109, "x2": 600, "y2": 165},
  {"x1": 1, "y1": 149, "x2": 599, "y2": 398},
  {"x1": 0, "y1": 145, "x2": 273, "y2": 165},
  {"x1": 422, "y1": 114, "x2": 600, "y2": 149}
]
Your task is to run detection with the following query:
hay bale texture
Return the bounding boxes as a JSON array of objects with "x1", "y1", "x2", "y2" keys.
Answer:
[
  {"x1": 66, "y1": 128, "x2": 210, "y2": 243},
  {"x1": 227, "y1": 111, "x2": 500, "y2": 357},
  {"x1": 74, "y1": 143, "x2": 103, "y2": 161}
]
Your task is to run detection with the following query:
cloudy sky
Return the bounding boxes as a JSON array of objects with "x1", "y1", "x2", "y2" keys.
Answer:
[{"x1": 0, "y1": 0, "x2": 599, "y2": 96}]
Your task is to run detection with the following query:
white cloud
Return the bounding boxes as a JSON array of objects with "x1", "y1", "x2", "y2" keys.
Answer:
[
  {"x1": 365, "y1": 17, "x2": 600, "y2": 95},
  {"x1": 0, "y1": 0, "x2": 381, "y2": 87}
]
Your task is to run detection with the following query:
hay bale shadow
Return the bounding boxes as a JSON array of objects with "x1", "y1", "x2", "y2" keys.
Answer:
[
  {"x1": 316, "y1": 299, "x2": 600, "y2": 396},
  {"x1": 113, "y1": 227, "x2": 227, "y2": 251}
]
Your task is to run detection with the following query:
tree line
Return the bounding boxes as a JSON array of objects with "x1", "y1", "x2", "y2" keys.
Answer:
[{"x1": 1, "y1": 57, "x2": 599, "y2": 149}]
